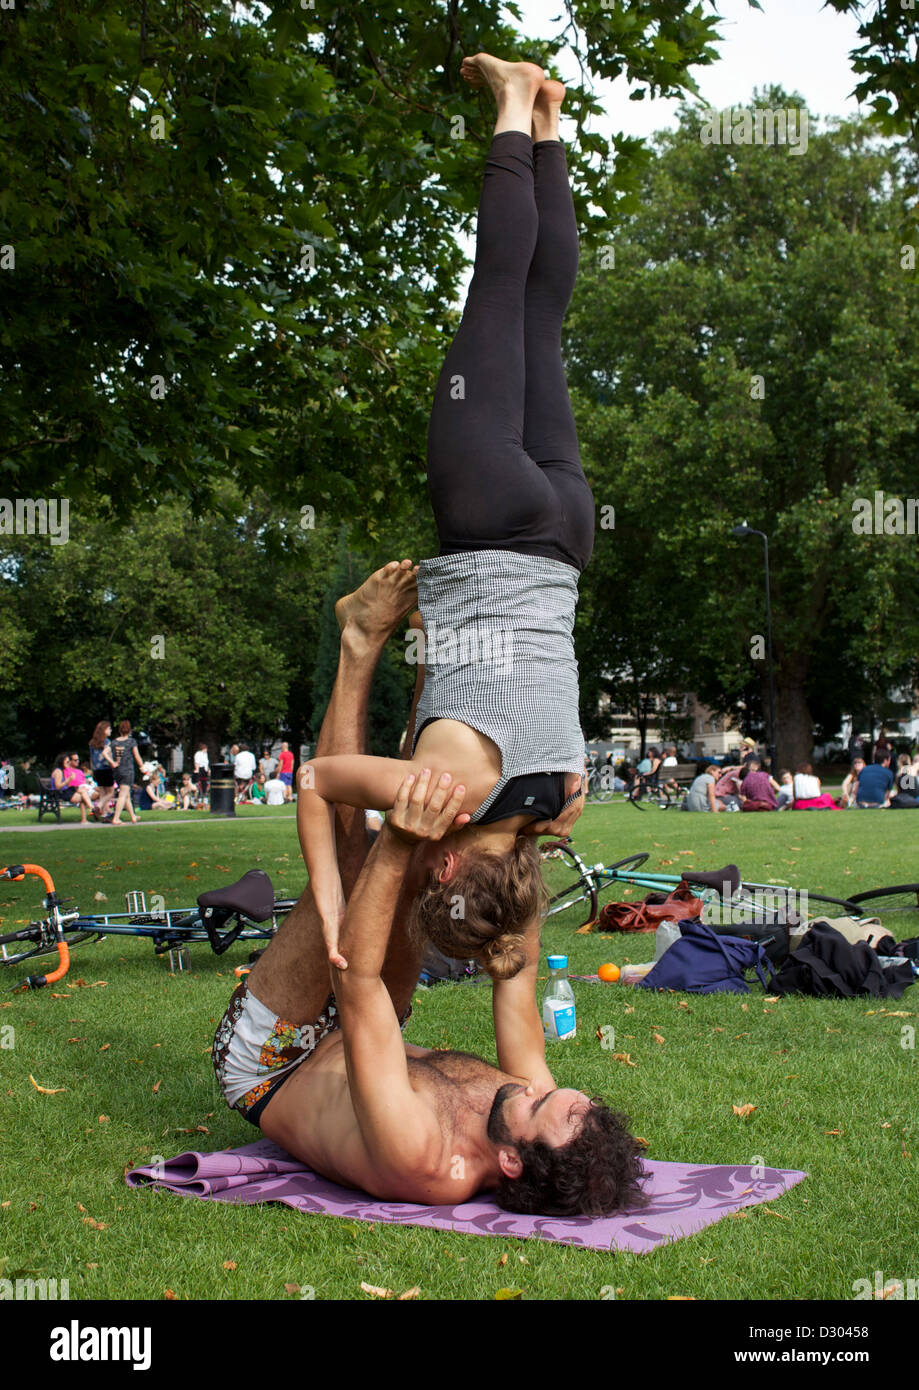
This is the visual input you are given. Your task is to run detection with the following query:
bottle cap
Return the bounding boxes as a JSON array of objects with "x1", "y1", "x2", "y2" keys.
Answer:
[{"x1": 547, "y1": 954, "x2": 568, "y2": 969}]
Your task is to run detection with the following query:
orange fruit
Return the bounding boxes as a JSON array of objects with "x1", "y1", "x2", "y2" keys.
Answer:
[{"x1": 598, "y1": 962, "x2": 620, "y2": 982}]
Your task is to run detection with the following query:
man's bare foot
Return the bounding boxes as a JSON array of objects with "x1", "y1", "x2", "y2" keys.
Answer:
[
  {"x1": 335, "y1": 560, "x2": 419, "y2": 648},
  {"x1": 460, "y1": 53, "x2": 544, "y2": 104}
]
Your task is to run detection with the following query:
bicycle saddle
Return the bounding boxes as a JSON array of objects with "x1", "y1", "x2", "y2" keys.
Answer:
[
  {"x1": 681, "y1": 863, "x2": 741, "y2": 897},
  {"x1": 198, "y1": 870, "x2": 275, "y2": 923}
]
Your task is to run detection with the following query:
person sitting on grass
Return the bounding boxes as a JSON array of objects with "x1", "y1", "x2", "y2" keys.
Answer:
[
  {"x1": 712, "y1": 763, "x2": 744, "y2": 811},
  {"x1": 212, "y1": 554, "x2": 647, "y2": 1217},
  {"x1": 792, "y1": 763, "x2": 841, "y2": 810},
  {"x1": 739, "y1": 757, "x2": 779, "y2": 811},
  {"x1": 890, "y1": 753, "x2": 919, "y2": 809},
  {"x1": 178, "y1": 773, "x2": 198, "y2": 811},
  {"x1": 855, "y1": 753, "x2": 894, "y2": 809},
  {"x1": 775, "y1": 769, "x2": 794, "y2": 809},
  {"x1": 681, "y1": 760, "x2": 720, "y2": 812},
  {"x1": 840, "y1": 758, "x2": 866, "y2": 808}
]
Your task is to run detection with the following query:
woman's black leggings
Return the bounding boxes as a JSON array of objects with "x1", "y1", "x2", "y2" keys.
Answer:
[{"x1": 426, "y1": 130, "x2": 594, "y2": 574}]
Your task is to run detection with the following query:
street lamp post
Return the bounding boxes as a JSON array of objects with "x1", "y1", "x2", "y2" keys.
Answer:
[{"x1": 732, "y1": 523, "x2": 779, "y2": 776}]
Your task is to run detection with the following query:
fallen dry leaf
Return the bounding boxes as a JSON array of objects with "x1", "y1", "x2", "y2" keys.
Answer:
[
  {"x1": 77, "y1": 1203, "x2": 87, "y2": 1213},
  {"x1": 497, "y1": 1253, "x2": 508, "y2": 1268},
  {"x1": 50, "y1": 993, "x2": 71, "y2": 999},
  {"x1": 152, "y1": 1081, "x2": 161, "y2": 1094},
  {"x1": 763, "y1": 1206, "x2": 790, "y2": 1221},
  {"x1": 398, "y1": 1286, "x2": 421, "y2": 1301},
  {"x1": 764, "y1": 996, "x2": 781, "y2": 1004},
  {"x1": 361, "y1": 1282, "x2": 392, "y2": 1299},
  {"x1": 223, "y1": 1261, "x2": 237, "y2": 1271},
  {"x1": 677, "y1": 1001, "x2": 691, "y2": 1011},
  {"x1": 611, "y1": 1052, "x2": 636, "y2": 1066},
  {"x1": 66, "y1": 1038, "x2": 86, "y2": 1044},
  {"x1": 494, "y1": 1288, "x2": 522, "y2": 1301},
  {"x1": 98, "y1": 1044, "x2": 110, "y2": 1052},
  {"x1": 164, "y1": 1289, "x2": 176, "y2": 1300},
  {"x1": 667, "y1": 1295, "x2": 696, "y2": 1300},
  {"x1": 28, "y1": 1074, "x2": 66, "y2": 1095},
  {"x1": 824, "y1": 1129, "x2": 843, "y2": 1136},
  {"x1": 284, "y1": 1283, "x2": 300, "y2": 1295},
  {"x1": 98, "y1": 1115, "x2": 110, "y2": 1124},
  {"x1": 652, "y1": 1032, "x2": 666, "y2": 1045},
  {"x1": 732, "y1": 1104, "x2": 757, "y2": 1119},
  {"x1": 82, "y1": 1217, "x2": 109, "y2": 1230},
  {"x1": 634, "y1": 1136, "x2": 650, "y2": 1148}
]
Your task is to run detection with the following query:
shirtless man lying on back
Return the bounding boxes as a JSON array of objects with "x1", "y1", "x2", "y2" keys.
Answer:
[{"x1": 212, "y1": 563, "x2": 646, "y2": 1215}]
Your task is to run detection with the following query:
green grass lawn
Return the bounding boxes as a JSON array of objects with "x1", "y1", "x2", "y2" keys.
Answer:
[{"x1": 1, "y1": 802, "x2": 917, "y2": 1301}]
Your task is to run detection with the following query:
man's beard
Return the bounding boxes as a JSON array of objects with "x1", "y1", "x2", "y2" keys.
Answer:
[{"x1": 487, "y1": 1082, "x2": 521, "y2": 1144}]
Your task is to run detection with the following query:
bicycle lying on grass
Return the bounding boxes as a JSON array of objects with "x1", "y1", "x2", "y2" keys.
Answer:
[
  {"x1": 537, "y1": 842, "x2": 919, "y2": 933},
  {"x1": 0, "y1": 863, "x2": 294, "y2": 991}
]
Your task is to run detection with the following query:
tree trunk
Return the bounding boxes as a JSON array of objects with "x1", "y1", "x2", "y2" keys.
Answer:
[{"x1": 773, "y1": 680, "x2": 814, "y2": 773}]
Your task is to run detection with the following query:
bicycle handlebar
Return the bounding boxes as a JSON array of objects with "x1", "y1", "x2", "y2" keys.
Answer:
[{"x1": 1, "y1": 863, "x2": 67, "y2": 989}]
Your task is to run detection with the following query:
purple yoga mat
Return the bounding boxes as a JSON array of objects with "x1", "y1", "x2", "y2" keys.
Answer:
[{"x1": 126, "y1": 1139, "x2": 806, "y2": 1252}]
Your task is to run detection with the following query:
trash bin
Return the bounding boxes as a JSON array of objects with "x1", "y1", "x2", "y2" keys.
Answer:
[{"x1": 209, "y1": 762, "x2": 236, "y2": 817}]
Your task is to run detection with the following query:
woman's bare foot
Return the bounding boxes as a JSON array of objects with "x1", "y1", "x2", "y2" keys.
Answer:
[
  {"x1": 460, "y1": 54, "x2": 544, "y2": 136},
  {"x1": 532, "y1": 78, "x2": 566, "y2": 143},
  {"x1": 335, "y1": 559, "x2": 419, "y2": 650}
]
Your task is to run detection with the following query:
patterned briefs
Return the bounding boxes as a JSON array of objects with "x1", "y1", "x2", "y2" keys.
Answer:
[{"x1": 212, "y1": 980, "x2": 412, "y2": 1127}]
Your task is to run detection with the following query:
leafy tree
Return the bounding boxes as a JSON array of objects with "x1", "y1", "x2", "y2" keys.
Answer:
[
  {"x1": 1, "y1": 0, "x2": 763, "y2": 527},
  {"x1": 568, "y1": 92, "x2": 919, "y2": 767},
  {"x1": 0, "y1": 485, "x2": 337, "y2": 760},
  {"x1": 826, "y1": 0, "x2": 919, "y2": 151}
]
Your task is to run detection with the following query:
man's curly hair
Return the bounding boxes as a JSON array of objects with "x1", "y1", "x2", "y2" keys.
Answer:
[{"x1": 496, "y1": 1099, "x2": 649, "y2": 1217}]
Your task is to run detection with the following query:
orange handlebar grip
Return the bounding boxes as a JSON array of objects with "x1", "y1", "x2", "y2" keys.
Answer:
[
  {"x1": 20, "y1": 864, "x2": 56, "y2": 895},
  {"x1": 43, "y1": 941, "x2": 71, "y2": 985}
]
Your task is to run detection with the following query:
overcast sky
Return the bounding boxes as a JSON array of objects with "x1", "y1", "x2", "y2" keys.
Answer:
[{"x1": 516, "y1": 0, "x2": 865, "y2": 139}]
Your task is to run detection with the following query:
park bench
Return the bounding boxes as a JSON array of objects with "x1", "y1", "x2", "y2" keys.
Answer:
[{"x1": 37, "y1": 777, "x2": 64, "y2": 823}]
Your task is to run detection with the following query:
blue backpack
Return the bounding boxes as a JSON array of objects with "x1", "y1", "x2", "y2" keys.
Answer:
[{"x1": 639, "y1": 918, "x2": 778, "y2": 994}]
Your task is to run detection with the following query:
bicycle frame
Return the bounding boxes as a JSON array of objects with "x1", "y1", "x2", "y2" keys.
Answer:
[{"x1": 1, "y1": 863, "x2": 292, "y2": 990}]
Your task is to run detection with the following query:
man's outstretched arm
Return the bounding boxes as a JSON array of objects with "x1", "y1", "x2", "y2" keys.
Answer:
[{"x1": 330, "y1": 771, "x2": 468, "y2": 1189}]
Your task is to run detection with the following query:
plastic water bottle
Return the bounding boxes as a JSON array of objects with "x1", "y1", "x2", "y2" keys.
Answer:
[{"x1": 542, "y1": 954, "x2": 576, "y2": 1041}]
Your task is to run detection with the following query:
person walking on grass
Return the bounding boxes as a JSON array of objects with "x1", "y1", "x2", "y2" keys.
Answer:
[
  {"x1": 89, "y1": 721, "x2": 119, "y2": 819},
  {"x1": 110, "y1": 721, "x2": 144, "y2": 825}
]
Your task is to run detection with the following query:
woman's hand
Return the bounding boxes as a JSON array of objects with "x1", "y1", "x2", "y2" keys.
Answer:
[{"x1": 386, "y1": 768, "x2": 469, "y2": 845}]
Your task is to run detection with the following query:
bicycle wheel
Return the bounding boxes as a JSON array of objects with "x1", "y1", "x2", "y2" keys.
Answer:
[
  {"x1": 540, "y1": 843, "x2": 597, "y2": 928},
  {"x1": 730, "y1": 881, "x2": 865, "y2": 919},
  {"x1": 847, "y1": 884, "x2": 919, "y2": 926}
]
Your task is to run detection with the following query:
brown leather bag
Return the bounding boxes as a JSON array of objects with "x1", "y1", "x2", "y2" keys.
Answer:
[{"x1": 597, "y1": 883, "x2": 704, "y2": 933}]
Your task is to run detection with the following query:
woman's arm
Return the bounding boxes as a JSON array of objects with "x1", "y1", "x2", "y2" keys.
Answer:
[{"x1": 132, "y1": 745, "x2": 144, "y2": 768}]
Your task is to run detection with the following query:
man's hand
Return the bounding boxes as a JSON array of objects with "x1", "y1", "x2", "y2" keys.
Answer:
[
  {"x1": 387, "y1": 768, "x2": 469, "y2": 845},
  {"x1": 521, "y1": 769, "x2": 585, "y2": 840}
]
